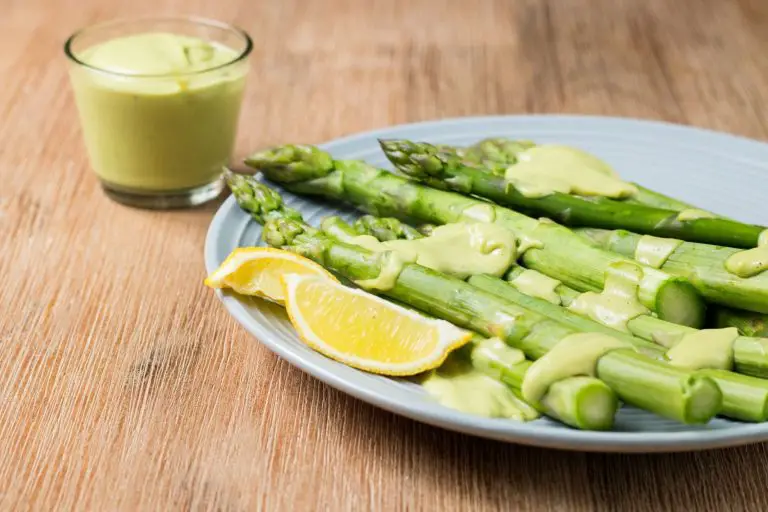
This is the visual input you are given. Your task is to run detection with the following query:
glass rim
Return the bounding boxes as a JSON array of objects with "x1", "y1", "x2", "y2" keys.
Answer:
[{"x1": 63, "y1": 15, "x2": 253, "y2": 78}]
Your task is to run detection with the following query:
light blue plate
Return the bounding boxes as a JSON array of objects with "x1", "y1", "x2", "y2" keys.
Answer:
[{"x1": 205, "y1": 115, "x2": 768, "y2": 452}]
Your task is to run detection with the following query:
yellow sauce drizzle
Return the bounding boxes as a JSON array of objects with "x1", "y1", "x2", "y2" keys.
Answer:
[
  {"x1": 509, "y1": 269, "x2": 562, "y2": 305},
  {"x1": 567, "y1": 262, "x2": 650, "y2": 332},
  {"x1": 348, "y1": 222, "x2": 518, "y2": 288},
  {"x1": 521, "y1": 333, "x2": 631, "y2": 404},
  {"x1": 421, "y1": 355, "x2": 539, "y2": 420},
  {"x1": 516, "y1": 218, "x2": 558, "y2": 255},
  {"x1": 665, "y1": 327, "x2": 738, "y2": 370},
  {"x1": 503, "y1": 145, "x2": 638, "y2": 199},
  {"x1": 634, "y1": 235, "x2": 683, "y2": 268},
  {"x1": 354, "y1": 251, "x2": 413, "y2": 290},
  {"x1": 650, "y1": 330, "x2": 685, "y2": 349},
  {"x1": 470, "y1": 337, "x2": 527, "y2": 378},
  {"x1": 516, "y1": 233, "x2": 544, "y2": 254},
  {"x1": 725, "y1": 229, "x2": 768, "y2": 278}
]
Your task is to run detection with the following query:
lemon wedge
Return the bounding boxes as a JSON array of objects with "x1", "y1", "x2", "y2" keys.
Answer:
[
  {"x1": 281, "y1": 273, "x2": 473, "y2": 376},
  {"x1": 204, "y1": 247, "x2": 336, "y2": 303}
]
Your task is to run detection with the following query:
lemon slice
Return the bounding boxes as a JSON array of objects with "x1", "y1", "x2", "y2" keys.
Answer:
[
  {"x1": 205, "y1": 247, "x2": 336, "y2": 303},
  {"x1": 282, "y1": 273, "x2": 472, "y2": 376}
]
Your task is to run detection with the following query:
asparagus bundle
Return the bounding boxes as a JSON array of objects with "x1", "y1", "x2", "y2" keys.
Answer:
[
  {"x1": 323, "y1": 214, "x2": 768, "y2": 421},
  {"x1": 227, "y1": 175, "x2": 619, "y2": 430},
  {"x1": 243, "y1": 145, "x2": 705, "y2": 327},
  {"x1": 574, "y1": 228, "x2": 768, "y2": 314},
  {"x1": 227, "y1": 171, "x2": 721, "y2": 424},
  {"x1": 442, "y1": 139, "x2": 768, "y2": 335},
  {"x1": 379, "y1": 139, "x2": 766, "y2": 248},
  {"x1": 380, "y1": 141, "x2": 768, "y2": 316},
  {"x1": 326, "y1": 215, "x2": 768, "y2": 380}
]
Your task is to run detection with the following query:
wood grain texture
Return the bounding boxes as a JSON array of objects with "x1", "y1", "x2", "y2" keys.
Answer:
[{"x1": 2, "y1": 0, "x2": 768, "y2": 510}]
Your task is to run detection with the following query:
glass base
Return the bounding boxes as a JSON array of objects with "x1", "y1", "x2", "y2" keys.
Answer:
[{"x1": 101, "y1": 178, "x2": 225, "y2": 210}]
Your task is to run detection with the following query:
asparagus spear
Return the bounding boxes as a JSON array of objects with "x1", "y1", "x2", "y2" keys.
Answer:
[
  {"x1": 243, "y1": 144, "x2": 705, "y2": 327},
  {"x1": 454, "y1": 137, "x2": 705, "y2": 212},
  {"x1": 335, "y1": 214, "x2": 768, "y2": 420},
  {"x1": 711, "y1": 307, "x2": 768, "y2": 338},
  {"x1": 575, "y1": 228, "x2": 768, "y2": 314},
  {"x1": 227, "y1": 171, "x2": 722, "y2": 424},
  {"x1": 354, "y1": 214, "x2": 422, "y2": 241},
  {"x1": 380, "y1": 139, "x2": 765, "y2": 248}
]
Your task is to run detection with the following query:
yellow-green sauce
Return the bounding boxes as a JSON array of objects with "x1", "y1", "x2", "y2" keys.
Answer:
[
  {"x1": 470, "y1": 337, "x2": 527, "y2": 377},
  {"x1": 421, "y1": 349, "x2": 538, "y2": 420},
  {"x1": 665, "y1": 327, "x2": 738, "y2": 371},
  {"x1": 509, "y1": 269, "x2": 562, "y2": 305},
  {"x1": 568, "y1": 262, "x2": 650, "y2": 332},
  {"x1": 725, "y1": 229, "x2": 768, "y2": 278},
  {"x1": 503, "y1": 145, "x2": 638, "y2": 199},
  {"x1": 354, "y1": 251, "x2": 412, "y2": 291},
  {"x1": 69, "y1": 32, "x2": 248, "y2": 191},
  {"x1": 348, "y1": 223, "x2": 518, "y2": 290},
  {"x1": 521, "y1": 332, "x2": 631, "y2": 404},
  {"x1": 650, "y1": 330, "x2": 685, "y2": 349},
  {"x1": 634, "y1": 235, "x2": 682, "y2": 268}
]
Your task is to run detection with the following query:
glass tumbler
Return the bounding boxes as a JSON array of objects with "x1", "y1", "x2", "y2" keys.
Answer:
[{"x1": 64, "y1": 17, "x2": 252, "y2": 209}]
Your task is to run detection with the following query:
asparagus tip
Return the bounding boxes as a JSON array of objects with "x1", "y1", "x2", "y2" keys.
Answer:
[{"x1": 244, "y1": 144, "x2": 335, "y2": 184}]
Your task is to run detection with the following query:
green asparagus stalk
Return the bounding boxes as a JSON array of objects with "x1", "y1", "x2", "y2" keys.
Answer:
[
  {"x1": 354, "y1": 214, "x2": 423, "y2": 241},
  {"x1": 244, "y1": 144, "x2": 705, "y2": 327},
  {"x1": 454, "y1": 137, "x2": 706, "y2": 212},
  {"x1": 336, "y1": 214, "x2": 768, "y2": 420},
  {"x1": 227, "y1": 171, "x2": 721, "y2": 424},
  {"x1": 711, "y1": 307, "x2": 768, "y2": 338},
  {"x1": 575, "y1": 228, "x2": 768, "y2": 314},
  {"x1": 380, "y1": 139, "x2": 765, "y2": 248}
]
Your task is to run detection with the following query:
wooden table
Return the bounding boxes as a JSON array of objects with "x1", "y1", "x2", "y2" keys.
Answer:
[{"x1": 3, "y1": 0, "x2": 768, "y2": 509}]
